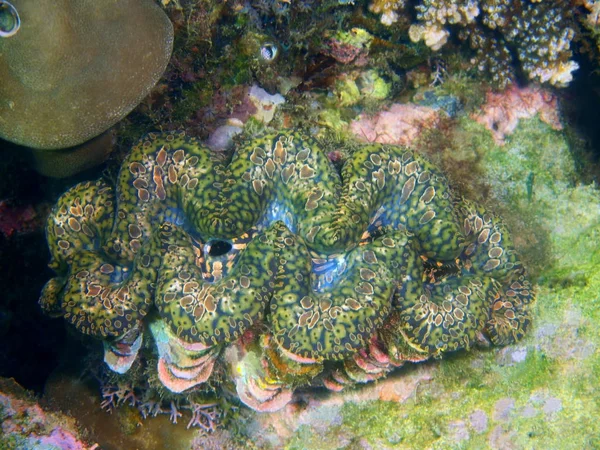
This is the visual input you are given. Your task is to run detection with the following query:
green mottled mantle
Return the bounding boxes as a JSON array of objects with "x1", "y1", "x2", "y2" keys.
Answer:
[{"x1": 40, "y1": 130, "x2": 533, "y2": 375}]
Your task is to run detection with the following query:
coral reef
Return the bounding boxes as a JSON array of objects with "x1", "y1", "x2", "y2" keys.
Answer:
[
  {"x1": 2, "y1": 0, "x2": 599, "y2": 446},
  {"x1": 370, "y1": 0, "x2": 578, "y2": 87},
  {"x1": 40, "y1": 130, "x2": 533, "y2": 414},
  {"x1": 0, "y1": 0, "x2": 173, "y2": 150},
  {"x1": 98, "y1": 373, "x2": 221, "y2": 431},
  {"x1": 206, "y1": 80, "x2": 600, "y2": 450}
]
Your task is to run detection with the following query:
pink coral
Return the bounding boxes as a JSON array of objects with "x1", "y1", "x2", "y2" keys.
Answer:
[
  {"x1": 472, "y1": 85, "x2": 563, "y2": 145},
  {"x1": 350, "y1": 103, "x2": 441, "y2": 146},
  {"x1": 187, "y1": 401, "x2": 220, "y2": 431},
  {"x1": 99, "y1": 381, "x2": 138, "y2": 412}
]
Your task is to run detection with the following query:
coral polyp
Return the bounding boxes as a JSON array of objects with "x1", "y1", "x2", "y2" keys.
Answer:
[
  {"x1": 369, "y1": 0, "x2": 578, "y2": 87},
  {"x1": 40, "y1": 130, "x2": 534, "y2": 412}
]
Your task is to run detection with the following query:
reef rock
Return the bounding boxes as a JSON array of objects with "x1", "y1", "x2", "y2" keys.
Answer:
[{"x1": 0, "y1": 377, "x2": 93, "y2": 449}]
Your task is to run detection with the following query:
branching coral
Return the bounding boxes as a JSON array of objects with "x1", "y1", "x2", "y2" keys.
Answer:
[
  {"x1": 503, "y1": 2, "x2": 578, "y2": 86},
  {"x1": 582, "y1": 0, "x2": 600, "y2": 27},
  {"x1": 99, "y1": 375, "x2": 221, "y2": 430},
  {"x1": 370, "y1": 0, "x2": 578, "y2": 87},
  {"x1": 40, "y1": 130, "x2": 534, "y2": 413},
  {"x1": 369, "y1": 0, "x2": 407, "y2": 26}
]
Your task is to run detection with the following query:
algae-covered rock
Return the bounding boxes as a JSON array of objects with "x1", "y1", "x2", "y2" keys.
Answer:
[
  {"x1": 0, "y1": 377, "x2": 92, "y2": 449},
  {"x1": 0, "y1": 0, "x2": 173, "y2": 150}
]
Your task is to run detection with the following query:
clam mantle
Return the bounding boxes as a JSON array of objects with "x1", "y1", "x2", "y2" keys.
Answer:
[{"x1": 40, "y1": 130, "x2": 533, "y2": 411}]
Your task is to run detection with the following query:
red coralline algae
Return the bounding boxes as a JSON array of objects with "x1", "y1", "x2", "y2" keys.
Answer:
[
  {"x1": 350, "y1": 103, "x2": 441, "y2": 146},
  {"x1": 0, "y1": 377, "x2": 94, "y2": 449},
  {"x1": 472, "y1": 85, "x2": 563, "y2": 145}
]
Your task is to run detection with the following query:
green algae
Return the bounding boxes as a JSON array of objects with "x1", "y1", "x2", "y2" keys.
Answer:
[
  {"x1": 0, "y1": 436, "x2": 20, "y2": 450},
  {"x1": 358, "y1": 70, "x2": 391, "y2": 101},
  {"x1": 325, "y1": 338, "x2": 597, "y2": 449}
]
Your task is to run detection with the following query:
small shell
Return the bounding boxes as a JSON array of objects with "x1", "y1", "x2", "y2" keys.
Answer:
[
  {"x1": 0, "y1": 1, "x2": 20, "y2": 38},
  {"x1": 260, "y1": 43, "x2": 278, "y2": 62}
]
